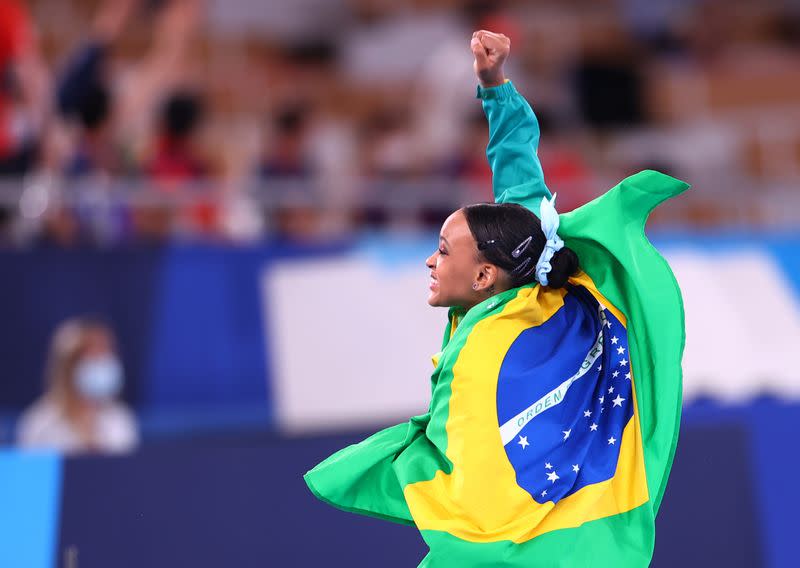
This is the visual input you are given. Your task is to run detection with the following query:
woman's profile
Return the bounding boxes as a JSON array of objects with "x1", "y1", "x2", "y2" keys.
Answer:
[{"x1": 305, "y1": 30, "x2": 688, "y2": 568}]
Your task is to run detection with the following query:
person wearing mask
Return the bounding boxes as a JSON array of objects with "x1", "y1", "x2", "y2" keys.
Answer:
[{"x1": 17, "y1": 318, "x2": 138, "y2": 454}]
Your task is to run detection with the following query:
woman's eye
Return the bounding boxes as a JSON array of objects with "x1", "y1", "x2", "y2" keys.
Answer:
[{"x1": 438, "y1": 248, "x2": 447, "y2": 255}]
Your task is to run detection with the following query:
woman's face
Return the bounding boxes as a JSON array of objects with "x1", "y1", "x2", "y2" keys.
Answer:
[
  {"x1": 426, "y1": 209, "x2": 489, "y2": 309},
  {"x1": 69, "y1": 327, "x2": 123, "y2": 403}
]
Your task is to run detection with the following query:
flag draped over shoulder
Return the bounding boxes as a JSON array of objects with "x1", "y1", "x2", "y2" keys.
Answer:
[{"x1": 304, "y1": 80, "x2": 690, "y2": 567}]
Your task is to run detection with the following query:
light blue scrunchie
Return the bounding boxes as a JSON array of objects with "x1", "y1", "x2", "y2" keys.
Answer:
[{"x1": 535, "y1": 194, "x2": 564, "y2": 286}]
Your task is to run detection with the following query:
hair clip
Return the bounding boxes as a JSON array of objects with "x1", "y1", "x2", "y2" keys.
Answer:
[
  {"x1": 478, "y1": 239, "x2": 498, "y2": 251},
  {"x1": 511, "y1": 236, "x2": 533, "y2": 258},
  {"x1": 510, "y1": 256, "x2": 532, "y2": 275}
]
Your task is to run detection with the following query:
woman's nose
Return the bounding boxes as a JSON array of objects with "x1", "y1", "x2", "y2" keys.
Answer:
[{"x1": 426, "y1": 252, "x2": 436, "y2": 268}]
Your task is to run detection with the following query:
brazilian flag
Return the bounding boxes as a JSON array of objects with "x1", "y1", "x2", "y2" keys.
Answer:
[{"x1": 305, "y1": 80, "x2": 689, "y2": 567}]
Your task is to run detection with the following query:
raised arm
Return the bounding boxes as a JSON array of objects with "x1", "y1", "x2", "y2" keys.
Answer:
[{"x1": 471, "y1": 31, "x2": 552, "y2": 216}]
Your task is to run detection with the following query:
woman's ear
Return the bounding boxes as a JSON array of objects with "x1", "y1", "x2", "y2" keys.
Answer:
[{"x1": 475, "y1": 263, "x2": 498, "y2": 292}]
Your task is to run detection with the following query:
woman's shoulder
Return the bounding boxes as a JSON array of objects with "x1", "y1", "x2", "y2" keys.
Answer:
[
  {"x1": 16, "y1": 397, "x2": 73, "y2": 447},
  {"x1": 96, "y1": 403, "x2": 140, "y2": 452},
  {"x1": 18, "y1": 397, "x2": 62, "y2": 429}
]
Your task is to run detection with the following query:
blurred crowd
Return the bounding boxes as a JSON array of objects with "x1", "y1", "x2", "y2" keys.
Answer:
[{"x1": 1, "y1": 0, "x2": 799, "y2": 247}]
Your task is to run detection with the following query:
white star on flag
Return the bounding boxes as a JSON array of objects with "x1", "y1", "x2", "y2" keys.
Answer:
[
  {"x1": 625, "y1": 372, "x2": 631, "y2": 380},
  {"x1": 599, "y1": 396, "x2": 604, "y2": 403},
  {"x1": 619, "y1": 358, "x2": 628, "y2": 367},
  {"x1": 572, "y1": 464, "x2": 580, "y2": 473},
  {"x1": 584, "y1": 410, "x2": 592, "y2": 417},
  {"x1": 541, "y1": 490, "x2": 547, "y2": 497},
  {"x1": 590, "y1": 423, "x2": 598, "y2": 431},
  {"x1": 545, "y1": 462, "x2": 552, "y2": 469},
  {"x1": 597, "y1": 365, "x2": 602, "y2": 371},
  {"x1": 608, "y1": 386, "x2": 614, "y2": 394},
  {"x1": 611, "y1": 336, "x2": 619, "y2": 344},
  {"x1": 617, "y1": 346, "x2": 626, "y2": 355},
  {"x1": 612, "y1": 395, "x2": 625, "y2": 407},
  {"x1": 608, "y1": 436, "x2": 617, "y2": 445},
  {"x1": 605, "y1": 320, "x2": 612, "y2": 328},
  {"x1": 518, "y1": 435, "x2": 529, "y2": 449},
  {"x1": 612, "y1": 370, "x2": 619, "y2": 378},
  {"x1": 562, "y1": 429, "x2": 571, "y2": 440},
  {"x1": 547, "y1": 471, "x2": 559, "y2": 483}
]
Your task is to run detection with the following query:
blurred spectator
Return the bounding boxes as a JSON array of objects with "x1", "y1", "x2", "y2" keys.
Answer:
[
  {"x1": 54, "y1": 0, "x2": 133, "y2": 176},
  {"x1": 418, "y1": 109, "x2": 492, "y2": 228},
  {"x1": 438, "y1": 109, "x2": 492, "y2": 186},
  {"x1": 140, "y1": 89, "x2": 216, "y2": 238},
  {"x1": 0, "y1": 0, "x2": 48, "y2": 175},
  {"x1": 259, "y1": 102, "x2": 320, "y2": 239},
  {"x1": 362, "y1": 106, "x2": 416, "y2": 180},
  {"x1": 411, "y1": 0, "x2": 519, "y2": 174},
  {"x1": 147, "y1": 91, "x2": 209, "y2": 180},
  {"x1": 259, "y1": 103, "x2": 313, "y2": 178},
  {"x1": 56, "y1": 40, "x2": 123, "y2": 178},
  {"x1": 0, "y1": 0, "x2": 49, "y2": 241},
  {"x1": 357, "y1": 106, "x2": 417, "y2": 228},
  {"x1": 572, "y1": 29, "x2": 646, "y2": 131},
  {"x1": 65, "y1": 83, "x2": 117, "y2": 176},
  {"x1": 620, "y1": 0, "x2": 693, "y2": 57},
  {"x1": 535, "y1": 112, "x2": 595, "y2": 213},
  {"x1": 17, "y1": 318, "x2": 139, "y2": 454},
  {"x1": 58, "y1": 75, "x2": 132, "y2": 245}
]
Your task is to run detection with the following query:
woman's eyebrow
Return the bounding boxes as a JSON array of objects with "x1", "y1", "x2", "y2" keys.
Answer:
[{"x1": 439, "y1": 236, "x2": 450, "y2": 245}]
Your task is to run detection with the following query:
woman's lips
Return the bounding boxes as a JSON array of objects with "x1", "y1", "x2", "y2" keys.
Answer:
[{"x1": 429, "y1": 275, "x2": 438, "y2": 290}]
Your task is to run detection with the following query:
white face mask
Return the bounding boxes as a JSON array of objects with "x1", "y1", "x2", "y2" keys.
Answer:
[{"x1": 74, "y1": 355, "x2": 124, "y2": 401}]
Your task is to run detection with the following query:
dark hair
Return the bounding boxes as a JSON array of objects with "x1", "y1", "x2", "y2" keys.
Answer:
[
  {"x1": 76, "y1": 83, "x2": 110, "y2": 131},
  {"x1": 274, "y1": 104, "x2": 309, "y2": 135},
  {"x1": 462, "y1": 202, "x2": 579, "y2": 289},
  {"x1": 160, "y1": 91, "x2": 204, "y2": 139}
]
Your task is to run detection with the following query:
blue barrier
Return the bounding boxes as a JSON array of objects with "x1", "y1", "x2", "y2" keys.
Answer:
[{"x1": 0, "y1": 451, "x2": 62, "y2": 568}]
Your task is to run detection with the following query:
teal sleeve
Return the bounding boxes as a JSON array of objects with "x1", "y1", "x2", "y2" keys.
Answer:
[{"x1": 477, "y1": 80, "x2": 552, "y2": 217}]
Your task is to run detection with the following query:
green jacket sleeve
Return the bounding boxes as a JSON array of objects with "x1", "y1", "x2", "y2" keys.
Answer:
[{"x1": 478, "y1": 80, "x2": 552, "y2": 217}]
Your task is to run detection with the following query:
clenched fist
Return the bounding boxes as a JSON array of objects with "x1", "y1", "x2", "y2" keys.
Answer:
[{"x1": 471, "y1": 30, "x2": 510, "y2": 88}]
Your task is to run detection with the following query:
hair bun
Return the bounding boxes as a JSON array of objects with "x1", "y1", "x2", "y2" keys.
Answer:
[{"x1": 545, "y1": 246, "x2": 579, "y2": 288}]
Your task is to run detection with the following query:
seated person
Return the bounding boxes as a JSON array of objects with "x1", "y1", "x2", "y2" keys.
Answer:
[{"x1": 17, "y1": 318, "x2": 139, "y2": 454}]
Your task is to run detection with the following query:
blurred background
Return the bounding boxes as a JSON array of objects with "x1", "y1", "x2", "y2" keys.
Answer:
[{"x1": 0, "y1": 0, "x2": 799, "y2": 566}]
